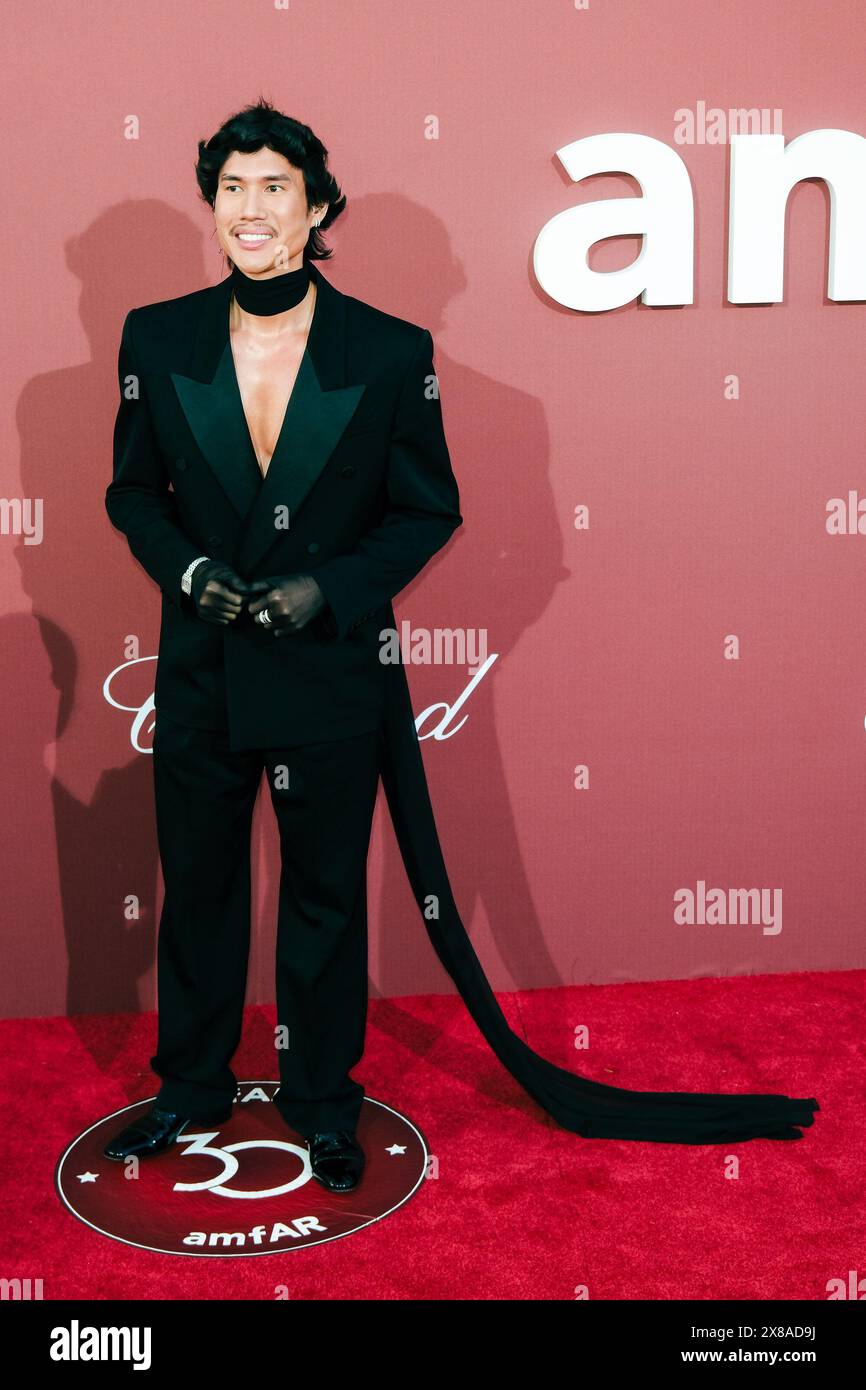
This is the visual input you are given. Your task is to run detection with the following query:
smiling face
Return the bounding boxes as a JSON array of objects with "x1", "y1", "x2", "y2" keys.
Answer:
[{"x1": 213, "y1": 146, "x2": 326, "y2": 275}]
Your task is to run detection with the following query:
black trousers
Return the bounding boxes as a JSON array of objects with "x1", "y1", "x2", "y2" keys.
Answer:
[{"x1": 149, "y1": 710, "x2": 381, "y2": 1138}]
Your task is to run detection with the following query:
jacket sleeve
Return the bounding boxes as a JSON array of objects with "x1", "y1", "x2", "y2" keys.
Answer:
[
  {"x1": 105, "y1": 309, "x2": 205, "y2": 608},
  {"x1": 312, "y1": 327, "x2": 462, "y2": 640}
]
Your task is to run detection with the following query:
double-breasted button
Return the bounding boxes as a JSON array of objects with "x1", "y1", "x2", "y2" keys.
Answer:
[
  {"x1": 306, "y1": 541, "x2": 320, "y2": 555},
  {"x1": 208, "y1": 534, "x2": 223, "y2": 547},
  {"x1": 340, "y1": 464, "x2": 356, "y2": 478},
  {"x1": 175, "y1": 457, "x2": 188, "y2": 471}
]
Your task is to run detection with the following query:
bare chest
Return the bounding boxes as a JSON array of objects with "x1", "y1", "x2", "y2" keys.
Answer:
[{"x1": 230, "y1": 331, "x2": 307, "y2": 479}]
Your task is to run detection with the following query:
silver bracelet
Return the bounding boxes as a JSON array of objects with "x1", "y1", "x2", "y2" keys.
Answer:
[{"x1": 181, "y1": 555, "x2": 211, "y2": 597}]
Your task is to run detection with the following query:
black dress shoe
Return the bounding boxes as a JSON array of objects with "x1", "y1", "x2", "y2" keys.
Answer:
[
  {"x1": 103, "y1": 1106, "x2": 193, "y2": 1161},
  {"x1": 308, "y1": 1130, "x2": 365, "y2": 1191}
]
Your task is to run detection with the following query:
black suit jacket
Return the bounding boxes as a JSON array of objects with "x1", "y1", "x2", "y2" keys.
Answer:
[{"x1": 105, "y1": 260, "x2": 462, "y2": 750}]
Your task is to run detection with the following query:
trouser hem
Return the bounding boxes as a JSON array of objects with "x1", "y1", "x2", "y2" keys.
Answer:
[{"x1": 154, "y1": 1083, "x2": 235, "y2": 1126}]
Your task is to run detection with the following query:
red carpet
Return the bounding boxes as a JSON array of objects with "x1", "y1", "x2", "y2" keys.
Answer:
[{"x1": 2, "y1": 968, "x2": 861, "y2": 1299}]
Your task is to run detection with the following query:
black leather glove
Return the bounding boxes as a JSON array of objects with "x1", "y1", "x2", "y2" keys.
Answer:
[
  {"x1": 190, "y1": 560, "x2": 256, "y2": 626},
  {"x1": 245, "y1": 575, "x2": 328, "y2": 637}
]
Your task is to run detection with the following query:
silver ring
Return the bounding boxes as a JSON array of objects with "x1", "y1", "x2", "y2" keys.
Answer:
[{"x1": 257, "y1": 607, "x2": 272, "y2": 626}]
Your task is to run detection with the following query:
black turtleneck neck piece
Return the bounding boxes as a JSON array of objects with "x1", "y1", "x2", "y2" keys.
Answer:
[{"x1": 229, "y1": 260, "x2": 311, "y2": 317}]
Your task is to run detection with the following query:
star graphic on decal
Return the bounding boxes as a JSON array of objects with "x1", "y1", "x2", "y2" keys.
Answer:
[
  {"x1": 77, "y1": 1172, "x2": 99, "y2": 1183},
  {"x1": 385, "y1": 1144, "x2": 407, "y2": 1155}
]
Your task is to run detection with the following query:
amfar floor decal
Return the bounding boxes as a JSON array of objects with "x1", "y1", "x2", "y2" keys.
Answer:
[{"x1": 54, "y1": 1083, "x2": 429, "y2": 1256}]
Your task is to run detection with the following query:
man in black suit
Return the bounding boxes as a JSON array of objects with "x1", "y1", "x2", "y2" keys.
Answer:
[
  {"x1": 102, "y1": 100, "x2": 820, "y2": 1171},
  {"x1": 102, "y1": 100, "x2": 462, "y2": 1191}
]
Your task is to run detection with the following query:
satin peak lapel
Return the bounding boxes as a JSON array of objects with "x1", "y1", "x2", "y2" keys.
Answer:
[{"x1": 170, "y1": 262, "x2": 366, "y2": 574}]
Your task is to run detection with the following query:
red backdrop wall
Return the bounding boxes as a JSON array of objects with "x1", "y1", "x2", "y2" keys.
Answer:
[{"x1": 3, "y1": 0, "x2": 864, "y2": 1019}]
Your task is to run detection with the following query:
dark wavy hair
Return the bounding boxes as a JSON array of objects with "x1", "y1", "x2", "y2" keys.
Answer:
[{"x1": 195, "y1": 96, "x2": 346, "y2": 265}]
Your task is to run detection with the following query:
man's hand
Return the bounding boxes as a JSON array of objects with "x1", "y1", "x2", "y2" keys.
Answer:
[
  {"x1": 190, "y1": 560, "x2": 256, "y2": 626},
  {"x1": 246, "y1": 575, "x2": 327, "y2": 637}
]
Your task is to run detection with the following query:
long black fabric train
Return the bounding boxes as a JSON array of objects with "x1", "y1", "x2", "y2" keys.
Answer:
[
  {"x1": 379, "y1": 664, "x2": 820, "y2": 1144},
  {"x1": 108, "y1": 262, "x2": 819, "y2": 1145}
]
